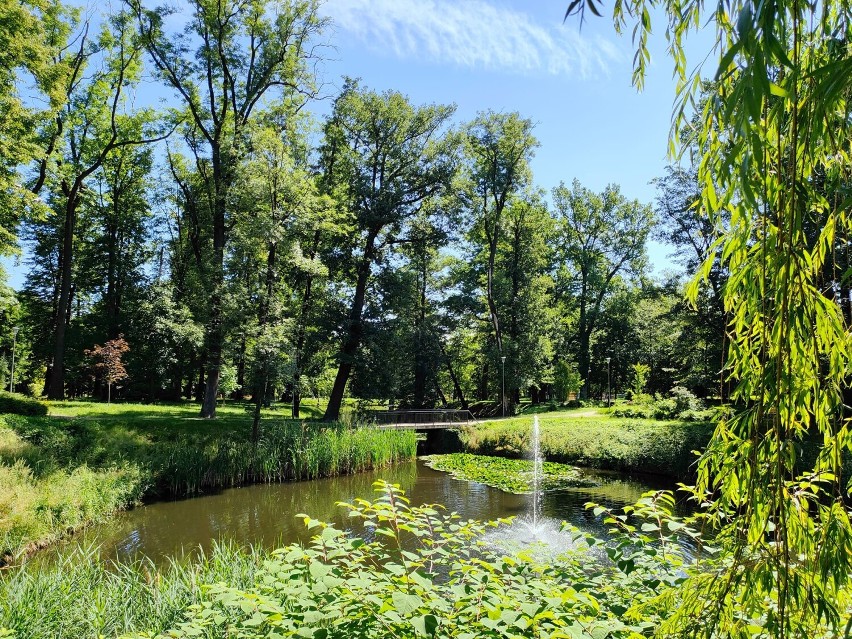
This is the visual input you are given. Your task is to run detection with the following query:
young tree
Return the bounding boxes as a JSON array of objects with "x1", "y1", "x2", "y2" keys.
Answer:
[
  {"x1": 319, "y1": 84, "x2": 458, "y2": 421},
  {"x1": 85, "y1": 334, "x2": 129, "y2": 403},
  {"x1": 127, "y1": 0, "x2": 326, "y2": 418}
]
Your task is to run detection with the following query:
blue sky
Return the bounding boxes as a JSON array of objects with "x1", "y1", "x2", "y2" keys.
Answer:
[{"x1": 3, "y1": 0, "x2": 712, "y2": 288}]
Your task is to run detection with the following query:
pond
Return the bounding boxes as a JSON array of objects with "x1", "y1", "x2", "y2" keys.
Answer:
[{"x1": 54, "y1": 459, "x2": 679, "y2": 565}]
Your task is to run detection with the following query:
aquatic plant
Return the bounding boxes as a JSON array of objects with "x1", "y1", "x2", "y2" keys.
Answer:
[
  {"x1": 421, "y1": 453, "x2": 596, "y2": 494},
  {"x1": 460, "y1": 416, "x2": 713, "y2": 478}
]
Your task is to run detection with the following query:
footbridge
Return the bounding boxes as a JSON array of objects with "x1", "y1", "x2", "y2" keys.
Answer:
[{"x1": 365, "y1": 409, "x2": 478, "y2": 430}]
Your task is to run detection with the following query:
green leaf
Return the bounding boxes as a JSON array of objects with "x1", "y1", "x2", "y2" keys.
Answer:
[
  {"x1": 412, "y1": 614, "x2": 439, "y2": 636},
  {"x1": 392, "y1": 592, "x2": 423, "y2": 615}
]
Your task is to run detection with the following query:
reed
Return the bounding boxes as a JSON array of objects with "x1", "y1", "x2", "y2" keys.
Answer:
[{"x1": 0, "y1": 542, "x2": 264, "y2": 639}]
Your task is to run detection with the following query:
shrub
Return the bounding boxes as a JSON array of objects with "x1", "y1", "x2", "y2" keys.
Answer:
[
  {"x1": 611, "y1": 404, "x2": 652, "y2": 419},
  {"x1": 0, "y1": 392, "x2": 47, "y2": 417}
]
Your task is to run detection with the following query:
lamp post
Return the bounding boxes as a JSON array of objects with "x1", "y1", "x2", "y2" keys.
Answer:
[
  {"x1": 606, "y1": 356, "x2": 611, "y2": 407},
  {"x1": 9, "y1": 327, "x2": 18, "y2": 393},
  {"x1": 500, "y1": 355, "x2": 506, "y2": 417}
]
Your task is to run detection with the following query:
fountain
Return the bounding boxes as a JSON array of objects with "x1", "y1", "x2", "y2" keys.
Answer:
[
  {"x1": 531, "y1": 415, "x2": 542, "y2": 529},
  {"x1": 482, "y1": 415, "x2": 583, "y2": 559}
]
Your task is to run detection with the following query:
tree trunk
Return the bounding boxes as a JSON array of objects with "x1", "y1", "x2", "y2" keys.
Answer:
[
  {"x1": 438, "y1": 339, "x2": 468, "y2": 410},
  {"x1": 200, "y1": 147, "x2": 229, "y2": 418},
  {"x1": 292, "y1": 230, "x2": 320, "y2": 419},
  {"x1": 578, "y1": 272, "x2": 590, "y2": 399},
  {"x1": 47, "y1": 193, "x2": 79, "y2": 400},
  {"x1": 251, "y1": 239, "x2": 277, "y2": 443},
  {"x1": 323, "y1": 229, "x2": 379, "y2": 421},
  {"x1": 412, "y1": 256, "x2": 428, "y2": 408},
  {"x1": 485, "y1": 230, "x2": 503, "y2": 356},
  {"x1": 235, "y1": 335, "x2": 246, "y2": 400}
]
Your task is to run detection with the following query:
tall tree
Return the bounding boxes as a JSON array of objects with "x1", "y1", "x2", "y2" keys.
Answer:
[
  {"x1": 319, "y1": 83, "x2": 458, "y2": 421},
  {"x1": 0, "y1": 0, "x2": 74, "y2": 255},
  {"x1": 127, "y1": 0, "x2": 325, "y2": 417},
  {"x1": 498, "y1": 194, "x2": 556, "y2": 405},
  {"x1": 654, "y1": 165, "x2": 727, "y2": 397},
  {"x1": 461, "y1": 112, "x2": 537, "y2": 391},
  {"x1": 35, "y1": 15, "x2": 162, "y2": 399},
  {"x1": 552, "y1": 179, "x2": 654, "y2": 398},
  {"x1": 231, "y1": 120, "x2": 327, "y2": 441}
]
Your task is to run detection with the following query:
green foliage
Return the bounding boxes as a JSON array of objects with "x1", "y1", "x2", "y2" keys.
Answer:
[
  {"x1": 421, "y1": 453, "x2": 595, "y2": 494},
  {"x1": 552, "y1": 179, "x2": 655, "y2": 388},
  {"x1": 0, "y1": 392, "x2": 47, "y2": 416},
  {"x1": 613, "y1": 387, "x2": 711, "y2": 422},
  {"x1": 594, "y1": 0, "x2": 852, "y2": 631},
  {"x1": 218, "y1": 364, "x2": 240, "y2": 401},
  {"x1": 4, "y1": 481, "x2": 850, "y2": 638},
  {"x1": 629, "y1": 362, "x2": 649, "y2": 397},
  {"x1": 552, "y1": 360, "x2": 582, "y2": 403},
  {"x1": 461, "y1": 413, "x2": 712, "y2": 479},
  {"x1": 0, "y1": 542, "x2": 263, "y2": 639},
  {"x1": 110, "y1": 482, "x2": 688, "y2": 639},
  {"x1": 0, "y1": 460, "x2": 144, "y2": 566}
]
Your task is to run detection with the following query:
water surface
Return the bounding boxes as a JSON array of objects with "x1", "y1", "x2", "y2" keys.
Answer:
[{"x1": 59, "y1": 460, "x2": 677, "y2": 565}]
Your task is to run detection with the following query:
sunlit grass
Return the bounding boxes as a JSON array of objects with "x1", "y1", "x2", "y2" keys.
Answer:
[
  {"x1": 0, "y1": 542, "x2": 264, "y2": 639},
  {"x1": 461, "y1": 416, "x2": 713, "y2": 479}
]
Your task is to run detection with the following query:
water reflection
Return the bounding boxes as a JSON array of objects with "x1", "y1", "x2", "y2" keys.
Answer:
[{"x1": 53, "y1": 460, "x2": 678, "y2": 565}]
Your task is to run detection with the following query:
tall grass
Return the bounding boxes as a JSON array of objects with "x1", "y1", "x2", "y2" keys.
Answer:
[
  {"x1": 153, "y1": 421, "x2": 418, "y2": 495},
  {"x1": 460, "y1": 417, "x2": 713, "y2": 479},
  {"x1": 0, "y1": 542, "x2": 263, "y2": 639},
  {"x1": 0, "y1": 412, "x2": 417, "y2": 563},
  {"x1": 0, "y1": 462, "x2": 144, "y2": 564}
]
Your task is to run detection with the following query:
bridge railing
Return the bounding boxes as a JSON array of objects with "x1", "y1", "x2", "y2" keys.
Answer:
[{"x1": 363, "y1": 409, "x2": 476, "y2": 428}]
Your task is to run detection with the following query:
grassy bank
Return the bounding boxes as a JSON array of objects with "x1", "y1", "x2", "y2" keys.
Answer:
[
  {"x1": 459, "y1": 412, "x2": 714, "y2": 479},
  {"x1": 0, "y1": 402, "x2": 417, "y2": 564}
]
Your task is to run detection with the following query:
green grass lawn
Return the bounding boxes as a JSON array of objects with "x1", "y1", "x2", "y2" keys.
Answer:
[{"x1": 45, "y1": 397, "x2": 328, "y2": 422}]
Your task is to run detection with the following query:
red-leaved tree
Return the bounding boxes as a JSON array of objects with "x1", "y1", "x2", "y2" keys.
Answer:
[{"x1": 85, "y1": 335, "x2": 130, "y2": 403}]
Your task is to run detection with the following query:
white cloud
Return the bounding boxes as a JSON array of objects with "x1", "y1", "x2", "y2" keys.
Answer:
[{"x1": 321, "y1": 0, "x2": 621, "y2": 78}]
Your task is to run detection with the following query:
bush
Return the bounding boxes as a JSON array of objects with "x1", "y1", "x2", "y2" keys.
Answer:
[
  {"x1": 611, "y1": 404, "x2": 652, "y2": 419},
  {"x1": 0, "y1": 392, "x2": 47, "y2": 417}
]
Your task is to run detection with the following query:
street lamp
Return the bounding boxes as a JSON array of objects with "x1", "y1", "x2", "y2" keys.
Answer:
[
  {"x1": 500, "y1": 355, "x2": 506, "y2": 417},
  {"x1": 9, "y1": 327, "x2": 18, "y2": 393},
  {"x1": 606, "y1": 356, "x2": 611, "y2": 407}
]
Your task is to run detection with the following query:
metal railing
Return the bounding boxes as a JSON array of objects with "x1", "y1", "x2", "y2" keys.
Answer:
[{"x1": 363, "y1": 409, "x2": 476, "y2": 428}]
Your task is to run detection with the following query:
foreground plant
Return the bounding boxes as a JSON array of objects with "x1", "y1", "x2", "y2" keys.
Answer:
[
  {"x1": 117, "y1": 481, "x2": 690, "y2": 639},
  {"x1": 567, "y1": 0, "x2": 852, "y2": 632}
]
